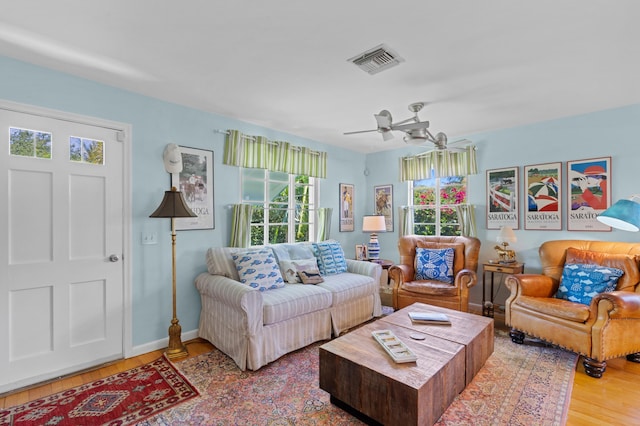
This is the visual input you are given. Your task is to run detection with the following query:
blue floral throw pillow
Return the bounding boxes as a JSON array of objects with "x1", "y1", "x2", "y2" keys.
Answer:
[
  {"x1": 555, "y1": 263, "x2": 624, "y2": 305},
  {"x1": 312, "y1": 241, "x2": 348, "y2": 276},
  {"x1": 232, "y1": 249, "x2": 285, "y2": 291},
  {"x1": 414, "y1": 247, "x2": 455, "y2": 284}
]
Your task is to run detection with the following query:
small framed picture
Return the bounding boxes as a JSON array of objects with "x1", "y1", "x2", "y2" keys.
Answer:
[
  {"x1": 355, "y1": 244, "x2": 368, "y2": 261},
  {"x1": 339, "y1": 183, "x2": 354, "y2": 232}
]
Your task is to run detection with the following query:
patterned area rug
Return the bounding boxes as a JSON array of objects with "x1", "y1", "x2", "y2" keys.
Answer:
[
  {"x1": 142, "y1": 330, "x2": 578, "y2": 425},
  {"x1": 0, "y1": 356, "x2": 199, "y2": 426}
]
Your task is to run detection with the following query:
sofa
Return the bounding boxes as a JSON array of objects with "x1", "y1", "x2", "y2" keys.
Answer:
[
  {"x1": 505, "y1": 240, "x2": 640, "y2": 378},
  {"x1": 195, "y1": 241, "x2": 382, "y2": 371}
]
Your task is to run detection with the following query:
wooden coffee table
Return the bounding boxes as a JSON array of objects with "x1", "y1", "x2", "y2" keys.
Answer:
[{"x1": 319, "y1": 302, "x2": 494, "y2": 425}]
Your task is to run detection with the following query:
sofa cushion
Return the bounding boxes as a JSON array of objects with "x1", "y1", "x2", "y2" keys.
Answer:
[
  {"x1": 318, "y1": 272, "x2": 376, "y2": 305},
  {"x1": 206, "y1": 247, "x2": 241, "y2": 281},
  {"x1": 566, "y1": 247, "x2": 640, "y2": 291},
  {"x1": 556, "y1": 263, "x2": 624, "y2": 305},
  {"x1": 516, "y1": 295, "x2": 591, "y2": 322},
  {"x1": 312, "y1": 241, "x2": 348, "y2": 276},
  {"x1": 279, "y1": 258, "x2": 321, "y2": 283},
  {"x1": 232, "y1": 248, "x2": 285, "y2": 291},
  {"x1": 414, "y1": 247, "x2": 454, "y2": 283},
  {"x1": 261, "y1": 284, "x2": 332, "y2": 324}
]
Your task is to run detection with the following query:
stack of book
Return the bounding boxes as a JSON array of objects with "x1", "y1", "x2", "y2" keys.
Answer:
[{"x1": 408, "y1": 311, "x2": 451, "y2": 325}]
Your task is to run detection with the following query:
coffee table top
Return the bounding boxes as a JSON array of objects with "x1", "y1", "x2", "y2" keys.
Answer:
[{"x1": 380, "y1": 302, "x2": 494, "y2": 346}]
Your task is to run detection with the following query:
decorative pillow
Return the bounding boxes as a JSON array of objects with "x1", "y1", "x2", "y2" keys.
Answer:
[
  {"x1": 279, "y1": 258, "x2": 320, "y2": 283},
  {"x1": 312, "y1": 241, "x2": 348, "y2": 276},
  {"x1": 556, "y1": 263, "x2": 624, "y2": 305},
  {"x1": 565, "y1": 247, "x2": 639, "y2": 291},
  {"x1": 414, "y1": 247, "x2": 454, "y2": 284},
  {"x1": 416, "y1": 241, "x2": 465, "y2": 273},
  {"x1": 299, "y1": 270, "x2": 325, "y2": 284},
  {"x1": 232, "y1": 249, "x2": 285, "y2": 291}
]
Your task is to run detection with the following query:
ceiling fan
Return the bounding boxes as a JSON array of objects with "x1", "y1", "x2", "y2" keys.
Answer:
[{"x1": 344, "y1": 102, "x2": 470, "y2": 151}]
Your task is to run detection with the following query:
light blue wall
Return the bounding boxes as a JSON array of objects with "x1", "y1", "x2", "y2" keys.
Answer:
[{"x1": 2, "y1": 55, "x2": 639, "y2": 345}]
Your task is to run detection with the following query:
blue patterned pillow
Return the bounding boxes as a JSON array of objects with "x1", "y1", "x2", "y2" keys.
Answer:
[
  {"x1": 415, "y1": 248, "x2": 454, "y2": 284},
  {"x1": 232, "y1": 249, "x2": 285, "y2": 291},
  {"x1": 556, "y1": 263, "x2": 624, "y2": 305},
  {"x1": 312, "y1": 241, "x2": 348, "y2": 276}
]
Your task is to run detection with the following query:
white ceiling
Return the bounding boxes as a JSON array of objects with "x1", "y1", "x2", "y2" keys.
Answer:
[{"x1": 1, "y1": 1, "x2": 639, "y2": 153}]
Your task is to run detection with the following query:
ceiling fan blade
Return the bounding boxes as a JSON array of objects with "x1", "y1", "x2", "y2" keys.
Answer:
[
  {"x1": 343, "y1": 129, "x2": 378, "y2": 135},
  {"x1": 374, "y1": 110, "x2": 392, "y2": 129},
  {"x1": 391, "y1": 120, "x2": 430, "y2": 132},
  {"x1": 381, "y1": 130, "x2": 394, "y2": 141}
]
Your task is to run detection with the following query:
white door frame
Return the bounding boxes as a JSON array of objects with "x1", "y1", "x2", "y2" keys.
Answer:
[{"x1": 0, "y1": 99, "x2": 133, "y2": 362}]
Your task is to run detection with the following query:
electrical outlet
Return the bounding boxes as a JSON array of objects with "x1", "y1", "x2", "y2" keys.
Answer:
[{"x1": 142, "y1": 232, "x2": 158, "y2": 245}]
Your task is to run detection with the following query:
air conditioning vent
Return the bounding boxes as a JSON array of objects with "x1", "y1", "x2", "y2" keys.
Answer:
[{"x1": 348, "y1": 44, "x2": 405, "y2": 75}]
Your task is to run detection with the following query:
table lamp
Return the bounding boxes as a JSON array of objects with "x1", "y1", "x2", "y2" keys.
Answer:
[
  {"x1": 495, "y1": 226, "x2": 517, "y2": 263},
  {"x1": 596, "y1": 195, "x2": 640, "y2": 232},
  {"x1": 362, "y1": 215, "x2": 386, "y2": 260},
  {"x1": 150, "y1": 187, "x2": 197, "y2": 359}
]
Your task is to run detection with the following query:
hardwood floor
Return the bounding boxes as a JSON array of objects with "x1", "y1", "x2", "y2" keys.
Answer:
[{"x1": 1, "y1": 337, "x2": 639, "y2": 425}]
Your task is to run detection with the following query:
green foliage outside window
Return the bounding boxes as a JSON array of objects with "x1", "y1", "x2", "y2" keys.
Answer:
[{"x1": 412, "y1": 176, "x2": 467, "y2": 236}]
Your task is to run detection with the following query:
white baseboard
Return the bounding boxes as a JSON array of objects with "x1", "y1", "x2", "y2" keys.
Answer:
[{"x1": 130, "y1": 329, "x2": 199, "y2": 358}]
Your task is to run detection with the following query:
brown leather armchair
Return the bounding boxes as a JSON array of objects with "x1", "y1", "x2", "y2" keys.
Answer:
[
  {"x1": 505, "y1": 240, "x2": 640, "y2": 378},
  {"x1": 389, "y1": 235, "x2": 481, "y2": 312}
]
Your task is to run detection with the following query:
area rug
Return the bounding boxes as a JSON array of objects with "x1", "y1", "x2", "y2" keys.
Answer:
[
  {"x1": 140, "y1": 330, "x2": 578, "y2": 425},
  {"x1": 0, "y1": 355, "x2": 199, "y2": 426}
]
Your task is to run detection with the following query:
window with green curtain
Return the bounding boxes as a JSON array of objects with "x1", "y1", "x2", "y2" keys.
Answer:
[
  {"x1": 241, "y1": 168, "x2": 318, "y2": 245},
  {"x1": 410, "y1": 175, "x2": 468, "y2": 236}
]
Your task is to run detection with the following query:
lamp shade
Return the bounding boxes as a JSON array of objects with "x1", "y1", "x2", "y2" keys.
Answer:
[
  {"x1": 362, "y1": 215, "x2": 386, "y2": 233},
  {"x1": 597, "y1": 198, "x2": 640, "y2": 232},
  {"x1": 149, "y1": 187, "x2": 197, "y2": 218},
  {"x1": 496, "y1": 226, "x2": 517, "y2": 244}
]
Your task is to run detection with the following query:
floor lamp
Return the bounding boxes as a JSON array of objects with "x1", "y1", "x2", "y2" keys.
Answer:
[{"x1": 150, "y1": 186, "x2": 197, "y2": 359}]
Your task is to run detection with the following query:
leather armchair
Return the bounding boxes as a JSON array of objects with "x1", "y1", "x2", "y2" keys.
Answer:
[
  {"x1": 389, "y1": 235, "x2": 480, "y2": 312},
  {"x1": 505, "y1": 240, "x2": 640, "y2": 378}
]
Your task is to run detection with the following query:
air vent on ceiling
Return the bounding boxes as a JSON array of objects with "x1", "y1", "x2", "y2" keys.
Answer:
[{"x1": 347, "y1": 44, "x2": 405, "y2": 75}]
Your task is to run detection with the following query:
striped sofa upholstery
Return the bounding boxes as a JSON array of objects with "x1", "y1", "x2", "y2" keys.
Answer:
[{"x1": 195, "y1": 243, "x2": 382, "y2": 371}]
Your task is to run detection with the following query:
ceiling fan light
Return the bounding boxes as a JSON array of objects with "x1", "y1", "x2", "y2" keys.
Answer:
[{"x1": 403, "y1": 135, "x2": 427, "y2": 145}]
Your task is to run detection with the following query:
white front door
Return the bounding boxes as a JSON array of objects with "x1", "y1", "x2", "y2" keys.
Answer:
[{"x1": 0, "y1": 103, "x2": 126, "y2": 392}]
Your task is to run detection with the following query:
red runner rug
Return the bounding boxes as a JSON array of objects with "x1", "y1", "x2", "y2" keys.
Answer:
[{"x1": 0, "y1": 355, "x2": 198, "y2": 426}]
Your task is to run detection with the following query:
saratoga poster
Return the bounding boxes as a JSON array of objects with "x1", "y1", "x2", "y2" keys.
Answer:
[
  {"x1": 486, "y1": 167, "x2": 519, "y2": 229},
  {"x1": 567, "y1": 157, "x2": 611, "y2": 231},
  {"x1": 524, "y1": 162, "x2": 562, "y2": 230}
]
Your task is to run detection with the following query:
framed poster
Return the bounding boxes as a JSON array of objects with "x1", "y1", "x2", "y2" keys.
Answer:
[
  {"x1": 171, "y1": 146, "x2": 214, "y2": 230},
  {"x1": 486, "y1": 167, "x2": 519, "y2": 229},
  {"x1": 567, "y1": 157, "x2": 611, "y2": 231},
  {"x1": 339, "y1": 183, "x2": 354, "y2": 232},
  {"x1": 524, "y1": 162, "x2": 562, "y2": 230},
  {"x1": 374, "y1": 184, "x2": 393, "y2": 232}
]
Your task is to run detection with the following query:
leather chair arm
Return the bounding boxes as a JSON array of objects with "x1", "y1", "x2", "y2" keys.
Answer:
[
  {"x1": 389, "y1": 264, "x2": 412, "y2": 285},
  {"x1": 505, "y1": 274, "x2": 559, "y2": 298},
  {"x1": 593, "y1": 291, "x2": 640, "y2": 319},
  {"x1": 454, "y1": 269, "x2": 477, "y2": 289}
]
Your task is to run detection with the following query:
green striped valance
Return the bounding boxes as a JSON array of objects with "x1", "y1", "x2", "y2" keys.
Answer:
[
  {"x1": 223, "y1": 130, "x2": 327, "y2": 178},
  {"x1": 400, "y1": 145, "x2": 477, "y2": 181}
]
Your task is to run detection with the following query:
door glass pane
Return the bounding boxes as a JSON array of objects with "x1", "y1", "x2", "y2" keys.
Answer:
[
  {"x1": 10, "y1": 127, "x2": 52, "y2": 159},
  {"x1": 70, "y1": 136, "x2": 104, "y2": 165}
]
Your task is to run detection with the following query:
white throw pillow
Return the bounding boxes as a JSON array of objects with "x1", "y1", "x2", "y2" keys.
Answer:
[{"x1": 279, "y1": 258, "x2": 321, "y2": 283}]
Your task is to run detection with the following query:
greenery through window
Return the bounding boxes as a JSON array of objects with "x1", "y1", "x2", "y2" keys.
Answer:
[
  {"x1": 9, "y1": 127, "x2": 52, "y2": 159},
  {"x1": 241, "y1": 169, "x2": 317, "y2": 245},
  {"x1": 410, "y1": 176, "x2": 467, "y2": 236}
]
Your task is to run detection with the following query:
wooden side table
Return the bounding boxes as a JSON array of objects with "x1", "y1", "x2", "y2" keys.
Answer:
[
  {"x1": 482, "y1": 262, "x2": 524, "y2": 317},
  {"x1": 369, "y1": 259, "x2": 393, "y2": 306}
]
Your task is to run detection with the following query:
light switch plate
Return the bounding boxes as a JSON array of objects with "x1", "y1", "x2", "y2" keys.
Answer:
[{"x1": 142, "y1": 232, "x2": 158, "y2": 245}]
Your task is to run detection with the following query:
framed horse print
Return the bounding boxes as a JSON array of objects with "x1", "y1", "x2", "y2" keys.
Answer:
[
  {"x1": 374, "y1": 184, "x2": 393, "y2": 232},
  {"x1": 171, "y1": 146, "x2": 214, "y2": 230}
]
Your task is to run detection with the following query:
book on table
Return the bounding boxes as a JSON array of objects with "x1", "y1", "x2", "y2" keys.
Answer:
[{"x1": 408, "y1": 311, "x2": 451, "y2": 325}]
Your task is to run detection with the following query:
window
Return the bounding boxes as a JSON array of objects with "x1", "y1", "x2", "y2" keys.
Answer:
[
  {"x1": 410, "y1": 175, "x2": 468, "y2": 236},
  {"x1": 241, "y1": 169, "x2": 317, "y2": 245},
  {"x1": 9, "y1": 127, "x2": 51, "y2": 159}
]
